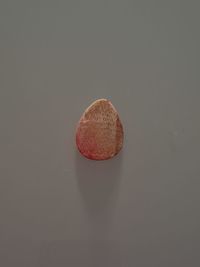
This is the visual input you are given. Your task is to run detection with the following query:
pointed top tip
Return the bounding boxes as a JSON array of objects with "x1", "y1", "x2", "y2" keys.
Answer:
[
  {"x1": 86, "y1": 98, "x2": 117, "y2": 114},
  {"x1": 92, "y1": 98, "x2": 113, "y2": 106}
]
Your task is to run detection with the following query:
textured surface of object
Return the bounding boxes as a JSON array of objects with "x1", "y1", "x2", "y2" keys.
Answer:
[{"x1": 76, "y1": 99, "x2": 124, "y2": 160}]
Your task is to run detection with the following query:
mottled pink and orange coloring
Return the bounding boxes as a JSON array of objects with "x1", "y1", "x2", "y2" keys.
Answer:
[{"x1": 76, "y1": 99, "x2": 124, "y2": 160}]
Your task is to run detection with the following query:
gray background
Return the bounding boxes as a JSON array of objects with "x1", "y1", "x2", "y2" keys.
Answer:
[{"x1": 0, "y1": 0, "x2": 200, "y2": 266}]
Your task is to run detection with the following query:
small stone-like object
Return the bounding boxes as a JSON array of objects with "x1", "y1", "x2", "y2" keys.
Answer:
[{"x1": 76, "y1": 99, "x2": 124, "y2": 160}]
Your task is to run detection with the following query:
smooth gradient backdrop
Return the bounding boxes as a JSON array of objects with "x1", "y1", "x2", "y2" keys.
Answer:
[{"x1": 0, "y1": 0, "x2": 200, "y2": 266}]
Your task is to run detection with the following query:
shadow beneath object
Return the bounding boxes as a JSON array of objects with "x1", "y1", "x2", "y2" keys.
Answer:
[{"x1": 75, "y1": 149, "x2": 123, "y2": 219}]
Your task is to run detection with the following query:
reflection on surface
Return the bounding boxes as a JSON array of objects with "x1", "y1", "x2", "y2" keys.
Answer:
[{"x1": 75, "y1": 149, "x2": 123, "y2": 219}]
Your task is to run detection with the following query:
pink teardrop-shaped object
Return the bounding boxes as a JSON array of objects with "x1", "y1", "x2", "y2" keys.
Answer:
[{"x1": 76, "y1": 99, "x2": 124, "y2": 160}]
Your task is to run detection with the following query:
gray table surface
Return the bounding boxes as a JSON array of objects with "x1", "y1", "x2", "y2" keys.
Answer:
[{"x1": 0, "y1": 1, "x2": 200, "y2": 266}]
